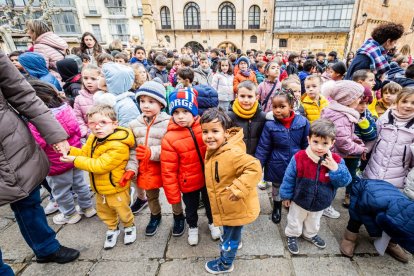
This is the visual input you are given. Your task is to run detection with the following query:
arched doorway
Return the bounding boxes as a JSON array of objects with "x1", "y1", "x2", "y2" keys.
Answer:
[
  {"x1": 218, "y1": 41, "x2": 237, "y2": 54},
  {"x1": 184, "y1": 41, "x2": 204, "y2": 53}
]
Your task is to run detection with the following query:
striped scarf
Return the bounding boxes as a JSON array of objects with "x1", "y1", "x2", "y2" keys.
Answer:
[{"x1": 357, "y1": 38, "x2": 390, "y2": 75}]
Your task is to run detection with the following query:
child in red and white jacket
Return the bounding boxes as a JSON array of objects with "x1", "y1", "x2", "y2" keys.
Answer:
[{"x1": 161, "y1": 88, "x2": 221, "y2": 246}]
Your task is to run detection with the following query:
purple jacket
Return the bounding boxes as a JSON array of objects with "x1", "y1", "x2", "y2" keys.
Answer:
[
  {"x1": 321, "y1": 102, "x2": 366, "y2": 157},
  {"x1": 168, "y1": 67, "x2": 177, "y2": 86},
  {"x1": 29, "y1": 103, "x2": 82, "y2": 176},
  {"x1": 364, "y1": 109, "x2": 414, "y2": 188},
  {"x1": 74, "y1": 89, "x2": 94, "y2": 137},
  {"x1": 257, "y1": 79, "x2": 281, "y2": 112}
]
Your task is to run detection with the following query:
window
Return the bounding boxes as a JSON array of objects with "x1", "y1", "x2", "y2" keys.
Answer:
[
  {"x1": 383, "y1": 0, "x2": 389, "y2": 6},
  {"x1": 160, "y1": 6, "x2": 171, "y2": 29},
  {"x1": 248, "y1": 5, "x2": 260, "y2": 29},
  {"x1": 279, "y1": 39, "x2": 287, "y2": 47},
  {"x1": 105, "y1": 0, "x2": 126, "y2": 15},
  {"x1": 109, "y1": 19, "x2": 129, "y2": 42},
  {"x1": 91, "y1": 24, "x2": 103, "y2": 42},
  {"x1": 87, "y1": 0, "x2": 97, "y2": 13},
  {"x1": 274, "y1": 4, "x2": 353, "y2": 30},
  {"x1": 250, "y1": 35, "x2": 257, "y2": 43},
  {"x1": 165, "y1": 35, "x2": 170, "y2": 43},
  {"x1": 218, "y1": 2, "x2": 235, "y2": 29},
  {"x1": 51, "y1": 11, "x2": 81, "y2": 34},
  {"x1": 184, "y1": 2, "x2": 200, "y2": 29},
  {"x1": 52, "y1": 0, "x2": 75, "y2": 7}
]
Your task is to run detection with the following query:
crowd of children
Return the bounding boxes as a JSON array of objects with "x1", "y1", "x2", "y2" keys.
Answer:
[{"x1": 7, "y1": 35, "x2": 414, "y2": 273}]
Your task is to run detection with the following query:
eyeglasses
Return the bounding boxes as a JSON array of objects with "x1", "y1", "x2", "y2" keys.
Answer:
[{"x1": 87, "y1": 120, "x2": 113, "y2": 128}]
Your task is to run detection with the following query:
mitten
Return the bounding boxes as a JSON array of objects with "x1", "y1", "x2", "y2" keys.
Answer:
[
  {"x1": 136, "y1": 145, "x2": 151, "y2": 161},
  {"x1": 119, "y1": 170, "x2": 135, "y2": 187}
]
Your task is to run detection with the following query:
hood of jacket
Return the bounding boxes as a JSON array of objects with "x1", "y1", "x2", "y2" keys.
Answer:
[
  {"x1": 19, "y1": 52, "x2": 49, "y2": 78},
  {"x1": 206, "y1": 127, "x2": 245, "y2": 160},
  {"x1": 56, "y1": 58, "x2": 79, "y2": 82},
  {"x1": 35, "y1": 32, "x2": 68, "y2": 51},
  {"x1": 103, "y1": 62, "x2": 135, "y2": 95}
]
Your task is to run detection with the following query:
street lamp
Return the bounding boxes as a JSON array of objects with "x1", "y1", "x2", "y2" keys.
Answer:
[{"x1": 263, "y1": 8, "x2": 268, "y2": 26}]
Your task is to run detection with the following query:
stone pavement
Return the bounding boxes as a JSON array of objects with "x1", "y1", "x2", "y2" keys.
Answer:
[{"x1": 0, "y1": 187, "x2": 412, "y2": 276}]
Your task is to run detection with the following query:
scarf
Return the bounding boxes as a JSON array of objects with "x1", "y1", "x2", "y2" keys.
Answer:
[
  {"x1": 240, "y1": 69, "x2": 251, "y2": 77},
  {"x1": 232, "y1": 99, "x2": 258, "y2": 119},
  {"x1": 305, "y1": 146, "x2": 332, "y2": 164},
  {"x1": 327, "y1": 101, "x2": 360, "y2": 123},
  {"x1": 357, "y1": 38, "x2": 390, "y2": 75},
  {"x1": 390, "y1": 107, "x2": 414, "y2": 123},
  {"x1": 199, "y1": 66, "x2": 211, "y2": 76},
  {"x1": 276, "y1": 111, "x2": 295, "y2": 129}
]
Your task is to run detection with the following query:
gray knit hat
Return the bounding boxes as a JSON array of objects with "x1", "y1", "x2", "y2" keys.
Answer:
[
  {"x1": 135, "y1": 80, "x2": 167, "y2": 107},
  {"x1": 329, "y1": 80, "x2": 364, "y2": 106}
]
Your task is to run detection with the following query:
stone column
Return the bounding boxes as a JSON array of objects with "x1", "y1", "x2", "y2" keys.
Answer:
[{"x1": 141, "y1": 0, "x2": 157, "y2": 51}]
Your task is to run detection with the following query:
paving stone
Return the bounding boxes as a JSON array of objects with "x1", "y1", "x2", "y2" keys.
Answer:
[
  {"x1": 140, "y1": 188, "x2": 173, "y2": 215},
  {"x1": 166, "y1": 216, "x2": 220, "y2": 259},
  {"x1": 159, "y1": 258, "x2": 292, "y2": 276},
  {"x1": 101, "y1": 214, "x2": 172, "y2": 260},
  {"x1": 56, "y1": 216, "x2": 106, "y2": 261},
  {"x1": 242, "y1": 215, "x2": 284, "y2": 257},
  {"x1": 0, "y1": 223, "x2": 33, "y2": 262},
  {"x1": 293, "y1": 256, "x2": 358, "y2": 276},
  {"x1": 0, "y1": 217, "x2": 11, "y2": 231},
  {"x1": 0, "y1": 205, "x2": 14, "y2": 219},
  {"x1": 21, "y1": 261, "x2": 93, "y2": 276},
  {"x1": 89, "y1": 260, "x2": 159, "y2": 276},
  {"x1": 10, "y1": 262, "x2": 27, "y2": 275},
  {"x1": 280, "y1": 214, "x2": 341, "y2": 255},
  {"x1": 258, "y1": 188, "x2": 272, "y2": 215},
  {"x1": 355, "y1": 255, "x2": 414, "y2": 275}
]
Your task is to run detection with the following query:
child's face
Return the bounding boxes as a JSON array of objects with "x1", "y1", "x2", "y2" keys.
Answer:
[
  {"x1": 139, "y1": 95, "x2": 162, "y2": 118},
  {"x1": 237, "y1": 87, "x2": 257, "y2": 111},
  {"x1": 136, "y1": 67, "x2": 147, "y2": 83},
  {"x1": 177, "y1": 76, "x2": 191, "y2": 87},
  {"x1": 308, "y1": 135, "x2": 335, "y2": 157},
  {"x1": 360, "y1": 73, "x2": 375, "y2": 89},
  {"x1": 82, "y1": 59, "x2": 90, "y2": 67},
  {"x1": 115, "y1": 58, "x2": 126, "y2": 64},
  {"x1": 305, "y1": 79, "x2": 321, "y2": 100},
  {"x1": 396, "y1": 94, "x2": 414, "y2": 117},
  {"x1": 266, "y1": 54, "x2": 273, "y2": 61},
  {"x1": 286, "y1": 83, "x2": 301, "y2": 101},
  {"x1": 356, "y1": 101, "x2": 368, "y2": 114},
  {"x1": 88, "y1": 113, "x2": 117, "y2": 139},
  {"x1": 258, "y1": 67, "x2": 265, "y2": 73},
  {"x1": 331, "y1": 71, "x2": 343, "y2": 81},
  {"x1": 272, "y1": 95, "x2": 292, "y2": 119},
  {"x1": 82, "y1": 69, "x2": 99, "y2": 93},
  {"x1": 155, "y1": 65, "x2": 166, "y2": 71},
  {"x1": 266, "y1": 63, "x2": 280, "y2": 78},
  {"x1": 238, "y1": 61, "x2": 248, "y2": 71},
  {"x1": 317, "y1": 56, "x2": 325, "y2": 62},
  {"x1": 100, "y1": 58, "x2": 110, "y2": 67},
  {"x1": 98, "y1": 75, "x2": 107, "y2": 92},
  {"x1": 220, "y1": 61, "x2": 229, "y2": 73},
  {"x1": 201, "y1": 119, "x2": 226, "y2": 150},
  {"x1": 172, "y1": 108, "x2": 195, "y2": 128},
  {"x1": 174, "y1": 61, "x2": 181, "y2": 69},
  {"x1": 135, "y1": 49, "x2": 145, "y2": 60},
  {"x1": 382, "y1": 91, "x2": 397, "y2": 105},
  {"x1": 9, "y1": 56, "x2": 23, "y2": 71},
  {"x1": 200, "y1": 59, "x2": 210, "y2": 69},
  {"x1": 256, "y1": 54, "x2": 264, "y2": 61},
  {"x1": 348, "y1": 97, "x2": 361, "y2": 109}
]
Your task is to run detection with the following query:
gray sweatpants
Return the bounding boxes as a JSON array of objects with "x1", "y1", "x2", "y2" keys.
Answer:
[{"x1": 47, "y1": 168, "x2": 92, "y2": 216}]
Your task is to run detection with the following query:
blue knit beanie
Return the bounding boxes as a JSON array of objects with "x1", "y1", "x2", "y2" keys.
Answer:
[
  {"x1": 169, "y1": 87, "x2": 199, "y2": 116},
  {"x1": 237, "y1": 56, "x2": 250, "y2": 67},
  {"x1": 136, "y1": 80, "x2": 167, "y2": 107}
]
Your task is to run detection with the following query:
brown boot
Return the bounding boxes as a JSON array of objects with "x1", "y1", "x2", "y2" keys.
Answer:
[
  {"x1": 340, "y1": 229, "x2": 358, "y2": 257},
  {"x1": 342, "y1": 193, "x2": 350, "y2": 208},
  {"x1": 386, "y1": 243, "x2": 409, "y2": 263}
]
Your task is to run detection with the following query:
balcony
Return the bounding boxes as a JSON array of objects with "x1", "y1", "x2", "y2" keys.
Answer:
[
  {"x1": 107, "y1": 7, "x2": 126, "y2": 16},
  {"x1": 84, "y1": 7, "x2": 101, "y2": 17},
  {"x1": 155, "y1": 20, "x2": 266, "y2": 31}
]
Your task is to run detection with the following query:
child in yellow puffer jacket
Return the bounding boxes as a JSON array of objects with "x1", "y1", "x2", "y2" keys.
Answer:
[
  {"x1": 301, "y1": 75, "x2": 329, "y2": 123},
  {"x1": 60, "y1": 105, "x2": 136, "y2": 250}
]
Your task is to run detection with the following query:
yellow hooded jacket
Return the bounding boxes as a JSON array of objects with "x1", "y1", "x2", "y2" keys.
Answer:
[
  {"x1": 301, "y1": 93, "x2": 329, "y2": 123},
  {"x1": 204, "y1": 127, "x2": 261, "y2": 226},
  {"x1": 70, "y1": 127, "x2": 135, "y2": 195}
]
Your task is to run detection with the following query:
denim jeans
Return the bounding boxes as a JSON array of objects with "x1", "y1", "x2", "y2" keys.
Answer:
[
  {"x1": 10, "y1": 186, "x2": 60, "y2": 258},
  {"x1": 220, "y1": 226, "x2": 243, "y2": 266},
  {"x1": 0, "y1": 249, "x2": 14, "y2": 276}
]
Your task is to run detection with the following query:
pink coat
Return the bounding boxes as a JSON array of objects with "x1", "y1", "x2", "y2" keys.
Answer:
[
  {"x1": 29, "y1": 103, "x2": 81, "y2": 176},
  {"x1": 321, "y1": 102, "x2": 366, "y2": 157},
  {"x1": 257, "y1": 79, "x2": 282, "y2": 112},
  {"x1": 74, "y1": 89, "x2": 94, "y2": 137},
  {"x1": 33, "y1": 32, "x2": 68, "y2": 71},
  {"x1": 168, "y1": 67, "x2": 177, "y2": 85}
]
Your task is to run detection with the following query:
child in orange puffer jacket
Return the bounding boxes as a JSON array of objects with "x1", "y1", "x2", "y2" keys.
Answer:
[{"x1": 161, "y1": 88, "x2": 221, "y2": 246}]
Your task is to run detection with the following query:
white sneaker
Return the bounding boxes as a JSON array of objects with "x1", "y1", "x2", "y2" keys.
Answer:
[
  {"x1": 238, "y1": 241, "x2": 243, "y2": 250},
  {"x1": 104, "y1": 229, "x2": 120, "y2": 249},
  {"x1": 124, "y1": 225, "x2": 137, "y2": 245},
  {"x1": 257, "y1": 180, "x2": 269, "y2": 190},
  {"x1": 208, "y1": 223, "x2": 221, "y2": 240},
  {"x1": 76, "y1": 206, "x2": 97, "y2": 218},
  {"x1": 44, "y1": 201, "x2": 59, "y2": 215},
  {"x1": 52, "y1": 212, "x2": 82, "y2": 225},
  {"x1": 188, "y1": 227, "x2": 199, "y2": 246},
  {"x1": 129, "y1": 187, "x2": 136, "y2": 207},
  {"x1": 323, "y1": 205, "x2": 340, "y2": 219}
]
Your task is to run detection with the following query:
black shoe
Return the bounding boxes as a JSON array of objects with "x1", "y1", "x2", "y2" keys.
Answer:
[
  {"x1": 145, "y1": 214, "x2": 161, "y2": 236},
  {"x1": 287, "y1": 237, "x2": 299, "y2": 254},
  {"x1": 36, "y1": 245, "x2": 80, "y2": 264},
  {"x1": 131, "y1": 198, "x2": 148, "y2": 214},
  {"x1": 271, "y1": 201, "x2": 282, "y2": 224},
  {"x1": 172, "y1": 213, "x2": 186, "y2": 237}
]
